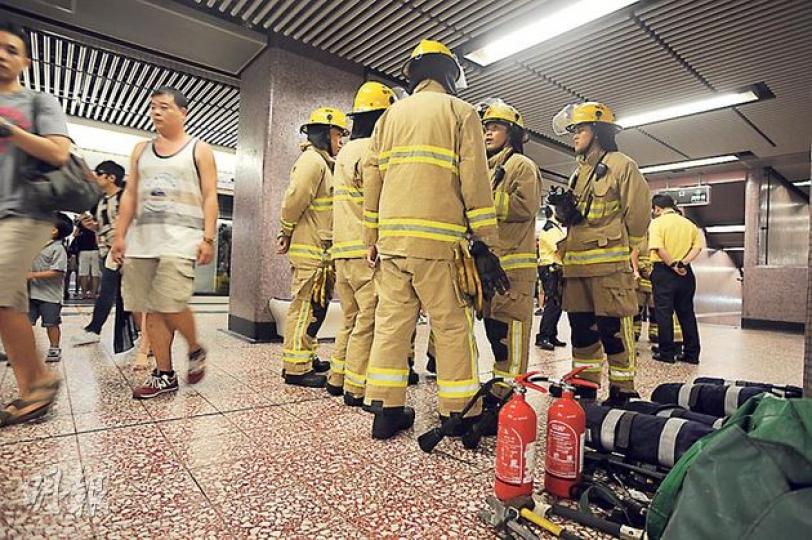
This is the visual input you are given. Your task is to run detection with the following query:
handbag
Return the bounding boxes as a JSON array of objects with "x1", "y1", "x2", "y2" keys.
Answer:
[{"x1": 24, "y1": 93, "x2": 102, "y2": 213}]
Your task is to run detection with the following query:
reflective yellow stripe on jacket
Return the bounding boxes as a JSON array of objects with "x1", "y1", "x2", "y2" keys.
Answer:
[
  {"x1": 466, "y1": 207, "x2": 498, "y2": 231},
  {"x1": 364, "y1": 210, "x2": 379, "y2": 229},
  {"x1": 564, "y1": 246, "x2": 630, "y2": 266},
  {"x1": 379, "y1": 145, "x2": 459, "y2": 174},
  {"x1": 308, "y1": 196, "x2": 333, "y2": 212},
  {"x1": 500, "y1": 252, "x2": 538, "y2": 271},
  {"x1": 333, "y1": 186, "x2": 364, "y2": 203},
  {"x1": 289, "y1": 243, "x2": 326, "y2": 261},
  {"x1": 331, "y1": 241, "x2": 368, "y2": 259},
  {"x1": 379, "y1": 218, "x2": 467, "y2": 243}
]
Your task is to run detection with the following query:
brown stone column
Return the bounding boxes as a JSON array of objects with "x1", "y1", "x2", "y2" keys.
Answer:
[{"x1": 229, "y1": 43, "x2": 362, "y2": 341}]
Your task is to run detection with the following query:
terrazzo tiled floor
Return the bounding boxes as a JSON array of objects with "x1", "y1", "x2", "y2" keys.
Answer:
[{"x1": 0, "y1": 305, "x2": 804, "y2": 539}]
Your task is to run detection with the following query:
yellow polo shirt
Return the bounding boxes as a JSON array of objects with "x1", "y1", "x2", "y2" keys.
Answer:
[
  {"x1": 648, "y1": 209, "x2": 702, "y2": 263},
  {"x1": 538, "y1": 223, "x2": 565, "y2": 266}
]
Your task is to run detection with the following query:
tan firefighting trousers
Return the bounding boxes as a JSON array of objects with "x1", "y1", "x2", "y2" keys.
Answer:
[
  {"x1": 563, "y1": 273, "x2": 637, "y2": 391},
  {"x1": 486, "y1": 278, "x2": 534, "y2": 395},
  {"x1": 282, "y1": 266, "x2": 321, "y2": 376},
  {"x1": 328, "y1": 259, "x2": 376, "y2": 398},
  {"x1": 364, "y1": 257, "x2": 481, "y2": 417}
]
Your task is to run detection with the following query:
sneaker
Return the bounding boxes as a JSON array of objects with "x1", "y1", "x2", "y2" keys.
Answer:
[
  {"x1": 71, "y1": 330, "x2": 100, "y2": 347},
  {"x1": 187, "y1": 346, "x2": 207, "y2": 384},
  {"x1": 45, "y1": 347, "x2": 62, "y2": 363},
  {"x1": 371, "y1": 406, "x2": 415, "y2": 440},
  {"x1": 133, "y1": 370, "x2": 178, "y2": 399},
  {"x1": 284, "y1": 371, "x2": 326, "y2": 388}
]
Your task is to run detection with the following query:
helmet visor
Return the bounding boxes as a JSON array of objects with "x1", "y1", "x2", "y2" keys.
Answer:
[{"x1": 552, "y1": 103, "x2": 576, "y2": 136}]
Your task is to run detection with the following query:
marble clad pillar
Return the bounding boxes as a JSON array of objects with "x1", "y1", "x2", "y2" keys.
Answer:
[{"x1": 229, "y1": 42, "x2": 363, "y2": 341}]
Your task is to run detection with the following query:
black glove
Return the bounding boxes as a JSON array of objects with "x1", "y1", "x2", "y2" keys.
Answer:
[{"x1": 470, "y1": 240, "x2": 510, "y2": 299}]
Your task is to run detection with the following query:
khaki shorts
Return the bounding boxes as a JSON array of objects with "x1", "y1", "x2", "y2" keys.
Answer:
[
  {"x1": 0, "y1": 218, "x2": 53, "y2": 313},
  {"x1": 563, "y1": 272, "x2": 638, "y2": 317},
  {"x1": 122, "y1": 257, "x2": 196, "y2": 313}
]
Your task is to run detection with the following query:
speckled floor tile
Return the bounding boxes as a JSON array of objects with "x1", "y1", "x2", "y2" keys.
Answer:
[{"x1": 1, "y1": 310, "x2": 804, "y2": 537}]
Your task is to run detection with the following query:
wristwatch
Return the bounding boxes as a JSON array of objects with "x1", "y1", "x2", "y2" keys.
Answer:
[
  {"x1": 0, "y1": 117, "x2": 13, "y2": 138},
  {"x1": 203, "y1": 236, "x2": 214, "y2": 245}
]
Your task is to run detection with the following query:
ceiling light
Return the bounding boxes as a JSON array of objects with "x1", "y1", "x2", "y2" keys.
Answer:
[
  {"x1": 722, "y1": 247, "x2": 744, "y2": 252},
  {"x1": 706, "y1": 225, "x2": 745, "y2": 234},
  {"x1": 640, "y1": 155, "x2": 739, "y2": 174},
  {"x1": 616, "y1": 84, "x2": 771, "y2": 128},
  {"x1": 465, "y1": 0, "x2": 640, "y2": 66},
  {"x1": 792, "y1": 180, "x2": 810, "y2": 187}
]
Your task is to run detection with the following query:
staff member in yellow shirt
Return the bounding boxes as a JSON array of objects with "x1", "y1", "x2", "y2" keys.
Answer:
[
  {"x1": 535, "y1": 206, "x2": 566, "y2": 350},
  {"x1": 648, "y1": 194, "x2": 703, "y2": 364}
]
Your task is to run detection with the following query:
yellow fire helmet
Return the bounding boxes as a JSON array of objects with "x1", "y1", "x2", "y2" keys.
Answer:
[
  {"x1": 482, "y1": 100, "x2": 525, "y2": 130},
  {"x1": 402, "y1": 39, "x2": 460, "y2": 81},
  {"x1": 349, "y1": 81, "x2": 397, "y2": 116},
  {"x1": 552, "y1": 102, "x2": 618, "y2": 136},
  {"x1": 300, "y1": 107, "x2": 349, "y2": 135}
]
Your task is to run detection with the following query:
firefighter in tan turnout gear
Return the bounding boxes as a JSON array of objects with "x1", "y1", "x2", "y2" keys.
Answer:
[
  {"x1": 277, "y1": 107, "x2": 348, "y2": 388},
  {"x1": 325, "y1": 81, "x2": 402, "y2": 406},
  {"x1": 481, "y1": 102, "x2": 541, "y2": 396},
  {"x1": 363, "y1": 39, "x2": 509, "y2": 440},
  {"x1": 550, "y1": 102, "x2": 650, "y2": 405}
]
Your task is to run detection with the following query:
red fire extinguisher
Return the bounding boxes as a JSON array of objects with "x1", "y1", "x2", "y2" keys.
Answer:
[
  {"x1": 494, "y1": 372, "x2": 547, "y2": 501},
  {"x1": 494, "y1": 368, "x2": 598, "y2": 502},
  {"x1": 544, "y1": 369, "x2": 598, "y2": 499}
]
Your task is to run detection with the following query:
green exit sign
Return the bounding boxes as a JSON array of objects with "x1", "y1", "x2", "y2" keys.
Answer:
[{"x1": 658, "y1": 186, "x2": 711, "y2": 207}]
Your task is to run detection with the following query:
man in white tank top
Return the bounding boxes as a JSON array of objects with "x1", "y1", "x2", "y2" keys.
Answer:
[{"x1": 111, "y1": 87, "x2": 219, "y2": 399}]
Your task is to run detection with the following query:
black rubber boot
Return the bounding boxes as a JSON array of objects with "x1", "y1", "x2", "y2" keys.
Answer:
[
  {"x1": 312, "y1": 356, "x2": 330, "y2": 373},
  {"x1": 438, "y1": 413, "x2": 482, "y2": 438},
  {"x1": 326, "y1": 383, "x2": 343, "y2": 396},
  {"x1": 601, "y1": 386, "x2": 640, "y2": 408},
  {"x1": 371, "y1": 406, "x2": 415, "y2": 440},
  {"x1": 284, "y1": 371, "x2": 327, "y2": 388},
  {"x1": 344, "y1": 393, "x2": 364, "y2": 407},
  {"x1": 425, "y1": 354, "x2": 436, "y2": 377}
]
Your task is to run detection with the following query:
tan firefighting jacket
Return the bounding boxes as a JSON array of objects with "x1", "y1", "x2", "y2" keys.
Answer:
[
  {"x1": 331, "y1": 137, "x2": 370, "y2": 260},
  {"x1": 280, "y1": 143, "x2": 334, "y2": 268},
  {"x1": 363, "y1": 79, "x2": 499, "y2": 260},
  {"x1": 635, "y1": 235, "x2": 653, "y2": 293},
  {"x1": 561, "y1": 150, "x2": 650, "y2": 278},
  {"x1": 488, "y1": 147, "x2": 541, "y2": 283}
]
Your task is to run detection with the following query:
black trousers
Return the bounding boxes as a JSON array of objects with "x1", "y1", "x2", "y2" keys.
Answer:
[
  {"x1": 537, "y1": 265, "x2": 562, "y2": 340},
  {"x1": 85, "y1": 257, "x2": 120, "y2": 334},
  {"x1": 651, "y1": 263, "x2": 700, "y2": 360}
]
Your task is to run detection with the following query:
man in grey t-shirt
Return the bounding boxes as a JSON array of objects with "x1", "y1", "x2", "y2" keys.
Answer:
[{"x1": 0, "y1": 22, "x2": 70, "y2": 427}]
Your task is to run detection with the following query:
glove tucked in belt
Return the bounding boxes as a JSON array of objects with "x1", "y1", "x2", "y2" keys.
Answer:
[{"x1": 310, "y1": 244, "x2": 335, "y2": 308}]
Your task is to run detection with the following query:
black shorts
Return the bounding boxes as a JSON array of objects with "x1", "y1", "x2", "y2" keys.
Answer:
[{"x1": 29, "y1": 299, "x2": 62, "y2": 327}]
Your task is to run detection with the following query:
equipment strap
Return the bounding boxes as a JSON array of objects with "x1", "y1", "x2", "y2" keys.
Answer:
[
  {"x1": 724, "y1": 385, "x2": 743, "y2": 416},
  {"x1": 657, "y1": 418, "x2": 688, "y2": 468},
  {"x1": 600, "y1": 409, "x2": 625, "y2": 451}
]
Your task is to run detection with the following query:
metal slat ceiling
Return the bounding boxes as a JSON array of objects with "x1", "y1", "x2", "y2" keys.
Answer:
[
  {"x1": 16, "y1": 0, "x2": 810, "y2": 180},
  {"x1": 22, "y1": 29, "x2": 240, "y2": 149}
]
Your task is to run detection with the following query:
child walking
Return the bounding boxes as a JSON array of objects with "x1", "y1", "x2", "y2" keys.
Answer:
[{"x1": 28, "y1": 214, "x2": 72, "y2": 362}]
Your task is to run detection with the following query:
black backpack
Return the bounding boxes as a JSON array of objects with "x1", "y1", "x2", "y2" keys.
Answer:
[{"x1": 25, "y1": 93, "x2": 102, "y2": 213}]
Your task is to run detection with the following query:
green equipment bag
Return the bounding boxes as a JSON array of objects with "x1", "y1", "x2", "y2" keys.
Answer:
[{"x1": 646, "y1": 394, "x2": 812, "y2": 540}]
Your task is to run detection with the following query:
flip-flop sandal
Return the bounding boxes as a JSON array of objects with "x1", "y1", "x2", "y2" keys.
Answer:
[{"x1": 0, "y1": 378, "x2": 61, "y2": 427}]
